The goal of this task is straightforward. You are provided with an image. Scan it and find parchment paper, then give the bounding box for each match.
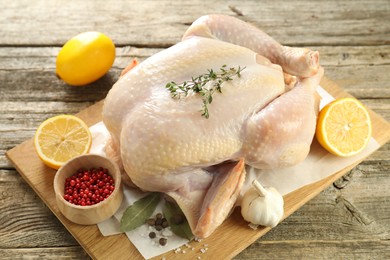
[90,122,190,259]
[91,86,379,259]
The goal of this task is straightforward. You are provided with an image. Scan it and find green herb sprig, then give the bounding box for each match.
[120,193,161,232]
[165,65,245,118]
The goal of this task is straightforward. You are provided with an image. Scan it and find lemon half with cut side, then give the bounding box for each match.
[34,115,92,169]
[316,97,372,157]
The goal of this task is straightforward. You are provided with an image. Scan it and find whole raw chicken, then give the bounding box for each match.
[103,14,323,238]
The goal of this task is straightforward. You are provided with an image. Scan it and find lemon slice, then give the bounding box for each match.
[316,97,372,157]
[34,115,92,169]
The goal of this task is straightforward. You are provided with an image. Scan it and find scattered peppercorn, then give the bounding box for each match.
[159,238,167,246]
[146,218,155,226]
[145,212,172,246]
[155,218,163,226]
[63,167,115,206]
[162,219,169,228]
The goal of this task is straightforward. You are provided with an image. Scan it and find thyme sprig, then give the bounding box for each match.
[165,65,245,118]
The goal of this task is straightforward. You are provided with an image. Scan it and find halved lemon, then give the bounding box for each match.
[34,115,92,169]
[316,97,372,157]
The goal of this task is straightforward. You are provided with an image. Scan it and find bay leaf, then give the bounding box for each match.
[163,199,194,240]
[120,192,161,232]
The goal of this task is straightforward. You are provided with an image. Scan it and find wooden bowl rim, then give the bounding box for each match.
[53,153,122,209]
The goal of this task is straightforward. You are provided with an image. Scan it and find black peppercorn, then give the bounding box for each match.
[159,238,167,246]
[146,218,155,226]
[162,219,169,228]
[155,218,163,226]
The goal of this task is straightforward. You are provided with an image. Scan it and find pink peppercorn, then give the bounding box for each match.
[63,167,115,206]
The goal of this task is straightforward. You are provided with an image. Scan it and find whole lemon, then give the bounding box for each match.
[56,31,115,86]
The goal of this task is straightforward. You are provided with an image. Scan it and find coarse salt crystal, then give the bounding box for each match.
[194,237,203,242]
[200,248,206,253]
[162,229,173,237]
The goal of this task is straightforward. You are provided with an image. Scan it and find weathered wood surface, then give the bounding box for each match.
[1,0,389,47]
[1,0,389,259]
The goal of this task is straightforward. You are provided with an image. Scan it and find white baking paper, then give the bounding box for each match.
[98,186,189,259]
[89,122,190,259]
[90,86,379,259]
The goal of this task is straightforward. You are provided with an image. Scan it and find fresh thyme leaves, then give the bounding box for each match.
[165,65,245,118]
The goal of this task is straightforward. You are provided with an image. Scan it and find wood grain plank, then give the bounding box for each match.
[235,240,390,259]
[0,45,390,102]
[1,45,389,70]
[1,46,389,102]
[2,162,389,259]
[0,247,89,260]
[0,169,80,248]
[1,0,389,46]
[2,240,390,260]
[265,162,390,241]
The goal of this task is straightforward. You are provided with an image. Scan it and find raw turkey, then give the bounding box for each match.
[102,14,323,238]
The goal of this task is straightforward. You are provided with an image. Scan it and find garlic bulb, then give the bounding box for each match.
[240,180,284,228]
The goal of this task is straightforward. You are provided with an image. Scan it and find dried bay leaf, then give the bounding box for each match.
[120,192,161,232]
[163,199,194,240]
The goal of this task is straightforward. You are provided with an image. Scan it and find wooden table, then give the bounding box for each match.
[1,0,389,259]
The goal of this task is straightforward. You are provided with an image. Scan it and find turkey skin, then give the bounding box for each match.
[102,14,323,238]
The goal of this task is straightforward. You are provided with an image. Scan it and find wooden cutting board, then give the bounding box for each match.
[6,77,390,260]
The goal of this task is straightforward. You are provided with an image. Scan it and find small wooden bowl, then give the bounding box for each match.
[54,154,123,225]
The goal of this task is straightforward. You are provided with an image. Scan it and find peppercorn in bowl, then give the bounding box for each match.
[53,154,123,225]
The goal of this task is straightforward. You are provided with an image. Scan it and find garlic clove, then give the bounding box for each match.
[240,180,284,228]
